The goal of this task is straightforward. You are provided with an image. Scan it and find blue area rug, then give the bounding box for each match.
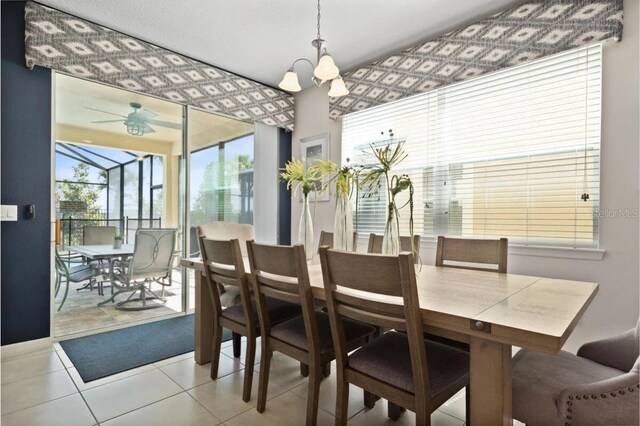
[60,314,232,382]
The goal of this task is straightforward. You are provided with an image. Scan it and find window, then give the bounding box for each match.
[342,44,601,248]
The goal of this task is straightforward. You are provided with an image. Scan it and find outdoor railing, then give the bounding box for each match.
[57,216,162,246]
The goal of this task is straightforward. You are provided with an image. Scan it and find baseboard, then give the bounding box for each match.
[1,337,54,358]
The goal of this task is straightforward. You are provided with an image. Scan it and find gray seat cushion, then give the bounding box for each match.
[221,297,301,327]
[513,349,624,426]
[271,311,375,354]
[348,331,469,398]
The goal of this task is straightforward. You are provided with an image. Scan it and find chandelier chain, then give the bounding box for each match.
[317,0,321,40]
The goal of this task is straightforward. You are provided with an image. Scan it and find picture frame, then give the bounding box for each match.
[299,133,330,202]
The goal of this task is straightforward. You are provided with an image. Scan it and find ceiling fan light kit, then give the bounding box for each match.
[87,101,181,137]
[279,0,348,97]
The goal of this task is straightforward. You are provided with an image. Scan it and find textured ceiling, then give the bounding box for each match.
[38,0,523,89]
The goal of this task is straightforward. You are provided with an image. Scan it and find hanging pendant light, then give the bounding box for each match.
[314,52,339,81]
[279,0,348,97]
[328,75,349,97]
[279,67,302,92]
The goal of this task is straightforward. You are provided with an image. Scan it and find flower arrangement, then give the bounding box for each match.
[358,131,417,257]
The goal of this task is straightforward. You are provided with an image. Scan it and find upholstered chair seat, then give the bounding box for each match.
[270,311,375,354]
[221,297,301,328]
[348,331,469,397]
[513,320,640,426]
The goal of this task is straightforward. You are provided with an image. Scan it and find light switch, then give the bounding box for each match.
[1,205,18,221]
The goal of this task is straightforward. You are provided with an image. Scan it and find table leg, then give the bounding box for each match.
[470,336,512,426]
[194,270,213,365]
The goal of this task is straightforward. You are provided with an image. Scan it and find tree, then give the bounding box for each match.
[57,163,106,215]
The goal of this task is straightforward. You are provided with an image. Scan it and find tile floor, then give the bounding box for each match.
[1,337,527,425]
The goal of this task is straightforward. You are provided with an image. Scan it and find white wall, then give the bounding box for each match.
[290,0,639,353]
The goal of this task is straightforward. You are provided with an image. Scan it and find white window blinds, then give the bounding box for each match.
[342,44,602,248]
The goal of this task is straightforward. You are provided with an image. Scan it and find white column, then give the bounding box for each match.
[253,123,279,244]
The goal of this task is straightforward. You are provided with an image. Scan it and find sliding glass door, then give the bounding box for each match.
[187,107,254,310]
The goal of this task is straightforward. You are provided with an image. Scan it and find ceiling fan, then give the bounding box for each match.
[86,102,182,136]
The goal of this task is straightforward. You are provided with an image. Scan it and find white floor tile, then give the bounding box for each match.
[438,388,466,421]
[225,391,335,426]
[102,392,221,426]
[67,363,157,392]
[1,351,65,384]
[1,370,77,415]
[160,354,242,391]
[348,399,464,426]
[0,393,95,426]
[153,351,195,368]
[1,346,55,363]
[82,369,182,422]
[56,348,75,368]
[221,338,262,365]
[188,371,258,422]
[291,369,367,419]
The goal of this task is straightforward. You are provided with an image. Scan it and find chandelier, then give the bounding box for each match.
[278,0,349,97]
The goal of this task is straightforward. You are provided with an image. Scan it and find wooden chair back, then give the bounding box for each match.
[198,234,252,328]
[246,241,318,354]
[435,236,508,273]
[319,247,430,407]
[367,233,421,262]
[317,231,358,253]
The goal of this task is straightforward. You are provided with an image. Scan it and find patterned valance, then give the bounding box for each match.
[24,2,295,130]
[329,0,623,119]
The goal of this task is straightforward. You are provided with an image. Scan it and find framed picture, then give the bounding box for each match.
[299,133,330,202]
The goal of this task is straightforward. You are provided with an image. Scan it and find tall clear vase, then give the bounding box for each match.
[298,194,314,262]
[333,193,354,251]
[382,203,400,255]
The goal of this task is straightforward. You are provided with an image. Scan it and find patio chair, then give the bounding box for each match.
[76,225,117,295]
[54,247,102,311]
[105,228,177,310]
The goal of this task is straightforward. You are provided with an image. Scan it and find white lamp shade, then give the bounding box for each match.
[328,76,349,97]
[279,69,301,92]
[314,53,339,81]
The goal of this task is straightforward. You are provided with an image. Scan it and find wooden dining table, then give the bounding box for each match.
[181,255,598,426]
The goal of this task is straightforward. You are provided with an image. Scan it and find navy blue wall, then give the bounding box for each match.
[2,1,52,345]
[278,129,292,245]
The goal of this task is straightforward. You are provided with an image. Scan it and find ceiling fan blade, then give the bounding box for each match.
[91,119,125,123]
[144,124,156,134]
[147,119,183,130]
[139,108,158,118]
[84,107,128,118]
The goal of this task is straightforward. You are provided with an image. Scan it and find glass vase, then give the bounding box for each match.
[298,194,314,262]
[333,193,354,251]
[382,203,400,255]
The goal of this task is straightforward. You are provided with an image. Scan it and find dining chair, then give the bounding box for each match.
[54,247,102,311]
[247,241,377,426]
[435,235,508,272]
[512,319,639,426]
[77,225,117,295]
[367,233,421,260]
[317,230,358,252]
[428,236,509,353]
[106,228,177,310]
[198,236,301,402]
[319,247,470,426]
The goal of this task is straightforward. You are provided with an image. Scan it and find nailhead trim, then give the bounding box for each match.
[563,382,640,426]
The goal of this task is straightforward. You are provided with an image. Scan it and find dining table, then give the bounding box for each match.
[65,244,135,304]
[181,255,598,426]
